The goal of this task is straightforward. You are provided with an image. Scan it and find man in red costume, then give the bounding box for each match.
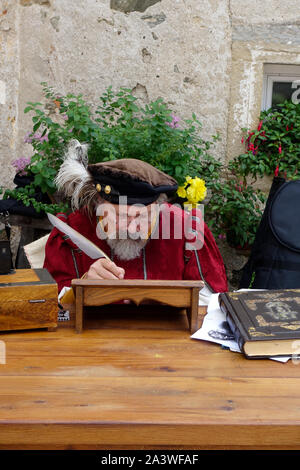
[43,140,228,301]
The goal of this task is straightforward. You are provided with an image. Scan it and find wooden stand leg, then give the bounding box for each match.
[186,307,191,331]
[75,286,83,334]
[189,288,199,334]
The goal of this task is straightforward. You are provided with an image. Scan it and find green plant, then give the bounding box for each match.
[1,83,217,214]
[197,160,266,248]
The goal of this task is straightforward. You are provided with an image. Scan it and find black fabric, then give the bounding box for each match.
[88,168,178,205]
[0,174,51,218]
[238,176,300,289]
[269,180,300,252]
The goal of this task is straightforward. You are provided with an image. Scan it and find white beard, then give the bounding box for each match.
[106,238,146,261]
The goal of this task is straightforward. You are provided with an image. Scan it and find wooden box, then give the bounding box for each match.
[0,269,58,332]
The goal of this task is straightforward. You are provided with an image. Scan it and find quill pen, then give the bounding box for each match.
[47,212,110,260]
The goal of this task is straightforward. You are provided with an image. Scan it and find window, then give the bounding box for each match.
[261,64,300,110]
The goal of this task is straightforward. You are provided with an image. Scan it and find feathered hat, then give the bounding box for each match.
[55,140,178,211]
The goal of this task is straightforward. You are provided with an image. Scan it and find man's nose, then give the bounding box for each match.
[117,215,136,229]
[127,217,140,234]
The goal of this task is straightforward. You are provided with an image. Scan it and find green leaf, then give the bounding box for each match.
[33,121,41,132]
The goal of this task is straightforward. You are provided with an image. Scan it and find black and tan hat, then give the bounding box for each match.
[88,158,178,205]
[55,140,178,210]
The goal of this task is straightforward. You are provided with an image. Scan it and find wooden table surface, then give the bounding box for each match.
[0,304,300,450]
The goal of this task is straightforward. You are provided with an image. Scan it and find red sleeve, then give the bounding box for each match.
[43,225,79,294]
[183,208,228,293]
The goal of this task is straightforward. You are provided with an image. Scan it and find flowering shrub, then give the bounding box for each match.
[235,100,300,180]
[0,83,217,214]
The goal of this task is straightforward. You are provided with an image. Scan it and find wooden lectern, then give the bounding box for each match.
[71,279,204,334]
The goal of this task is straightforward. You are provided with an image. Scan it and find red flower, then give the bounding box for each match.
[278,145,282,154]
[286,125,289,131]
[257,121,263,131]
[274,165,279,177]
[241,137,244,144]
[246,131,254,142]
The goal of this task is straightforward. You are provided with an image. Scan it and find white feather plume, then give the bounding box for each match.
[55,139,97,211]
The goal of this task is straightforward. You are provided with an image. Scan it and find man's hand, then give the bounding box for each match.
[86,258,125,280]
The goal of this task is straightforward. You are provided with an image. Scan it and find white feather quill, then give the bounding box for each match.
[47,212,109,260]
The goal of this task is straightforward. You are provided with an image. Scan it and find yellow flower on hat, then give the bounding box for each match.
[177,175,207,208]
[177,185,187,199]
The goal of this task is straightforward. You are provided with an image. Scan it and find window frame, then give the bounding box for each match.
[262,64,300,110]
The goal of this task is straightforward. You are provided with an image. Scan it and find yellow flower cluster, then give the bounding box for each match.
[177,176,207,207]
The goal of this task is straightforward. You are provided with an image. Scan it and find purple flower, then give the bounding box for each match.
[62,114,68,120]
[40,133,49,143]
[11,157,31,176]
[166,113,180,128]
[24,131,33,144]
[32,131,49,143]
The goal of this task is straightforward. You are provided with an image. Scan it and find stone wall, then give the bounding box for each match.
[0,0,232,192]
[2,1,300,187]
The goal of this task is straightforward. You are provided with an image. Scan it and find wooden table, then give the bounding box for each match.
[0,305,300,450]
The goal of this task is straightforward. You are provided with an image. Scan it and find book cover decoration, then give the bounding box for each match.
[219,290,300,358]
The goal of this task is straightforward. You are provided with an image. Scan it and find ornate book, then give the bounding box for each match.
[219,290,300,358]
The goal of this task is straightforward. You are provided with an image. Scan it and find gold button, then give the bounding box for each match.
[96,183,102,192]
[104,185,111,194]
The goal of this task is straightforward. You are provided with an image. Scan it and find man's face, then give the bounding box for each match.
[96,201,156,240]
[96,200,158,260]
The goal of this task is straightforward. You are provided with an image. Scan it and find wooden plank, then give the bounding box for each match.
[75,287,83,334]
[0,423,299,449]
[72,279,204,288]
[189,287,199,333]
[0,269,40,284]
[1,329,299,378]
[0,285,57,301]
[0,375,300,423]
[83,286,192,307]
